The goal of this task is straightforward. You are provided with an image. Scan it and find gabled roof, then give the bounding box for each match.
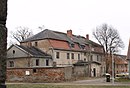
[21,29,102,47]
[9,44,51,58]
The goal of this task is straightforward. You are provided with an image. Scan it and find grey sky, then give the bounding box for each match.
[7,0,130,55]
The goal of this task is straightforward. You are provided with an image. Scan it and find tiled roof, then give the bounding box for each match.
[16,44,51,58]
[22,29,102,47]
[114,55,127,65]
[108,54,127,65]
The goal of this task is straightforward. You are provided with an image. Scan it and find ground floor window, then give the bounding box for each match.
[36,59,39,66]
[46,59,49,66]
[9,61,14,67]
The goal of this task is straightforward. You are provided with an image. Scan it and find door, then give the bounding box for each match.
[93,68,96,77]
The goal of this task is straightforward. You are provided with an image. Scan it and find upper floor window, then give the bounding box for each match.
[97,55,99,61]
[90,55,93,61]
[36,59,39,66]
[67,53,70,59]
[35,42,38,47]
[71,53,74,59]
[56,52,60,59]
[84,58,86,61]
[13,50,15,54]
[78,54,80,60]
[9,61,14,67]
[84,52,86,56]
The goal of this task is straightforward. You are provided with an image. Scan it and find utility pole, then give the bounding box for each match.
[110,46,115,84]
[0,0,8,88]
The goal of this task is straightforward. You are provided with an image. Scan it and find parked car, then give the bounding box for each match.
[116,72,129,77]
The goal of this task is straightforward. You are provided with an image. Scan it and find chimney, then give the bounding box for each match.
[67,29,73,37]
[86,34,89,40]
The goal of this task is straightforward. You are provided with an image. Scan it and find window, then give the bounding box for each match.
[97,55,99,61]
[46,59,49,66]
[36,59,39,66]
[56,52,60,59]
[70,43,75,48]
[9,61,14,67]
[80,45,85,49]
[90,55,93,61]
[84,52,86,56]
[84,58,86,61]
[13,50,15,54]
[33,68,37,73]
[67,53,70,59]
[71,53,74,59]
[78,54,80,60]
[35,42,38,47]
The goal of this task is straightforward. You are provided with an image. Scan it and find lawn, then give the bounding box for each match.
[7,84,130,88]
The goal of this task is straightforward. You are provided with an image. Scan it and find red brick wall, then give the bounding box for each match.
[7,67,68,83]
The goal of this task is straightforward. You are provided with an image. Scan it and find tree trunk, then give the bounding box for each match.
[0,0,8,87]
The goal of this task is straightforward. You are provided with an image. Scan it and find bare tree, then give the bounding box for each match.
[38,25,45,31]
[0,0,8,87]
[11,26,33,43]
[93,23,124,73]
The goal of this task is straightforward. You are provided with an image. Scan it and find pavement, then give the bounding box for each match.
[6,77,130,86]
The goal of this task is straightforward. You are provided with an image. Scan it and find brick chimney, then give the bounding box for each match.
[67,30,73,37]
[86,34,89,40]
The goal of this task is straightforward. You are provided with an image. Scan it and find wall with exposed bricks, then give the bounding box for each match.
[7,67,72,83]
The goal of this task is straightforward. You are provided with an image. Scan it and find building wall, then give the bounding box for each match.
[53,50,87,66]
[6,66,92,82]
[7,57,53,68]
[7,46,30,58]
[91,63,101,77]
[115,64,128,74]
[7,58,30,68]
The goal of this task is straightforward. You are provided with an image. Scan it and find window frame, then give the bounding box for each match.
[78,54,80,60]
[36,59,39,66]
[71,53,74,59]
[56,52,60,59]
[67,53,70,59]
[9,61,14,67]
[46,59,49,66]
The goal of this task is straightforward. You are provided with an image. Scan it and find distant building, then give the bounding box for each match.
[7,29,105,77]
[127,39,130,78]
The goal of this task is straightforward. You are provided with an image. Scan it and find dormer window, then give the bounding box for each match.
[80,45,85,49]
[70,43,75,48]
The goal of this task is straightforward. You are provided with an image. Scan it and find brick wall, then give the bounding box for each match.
[6,66,90,83]
[7,67,72,83]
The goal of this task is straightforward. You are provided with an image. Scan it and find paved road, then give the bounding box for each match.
[6,78,130,86]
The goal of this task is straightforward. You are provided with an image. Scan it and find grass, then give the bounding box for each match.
[7,84,130,88]
[115,78,130,82]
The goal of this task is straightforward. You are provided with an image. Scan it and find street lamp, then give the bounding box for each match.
[110,46,115,84]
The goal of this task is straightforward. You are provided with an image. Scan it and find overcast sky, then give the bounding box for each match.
[7,0,130,55]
